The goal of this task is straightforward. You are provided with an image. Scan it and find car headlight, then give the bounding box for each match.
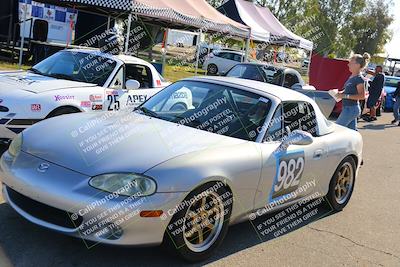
[8,133,23,157]
[89,173,157,197]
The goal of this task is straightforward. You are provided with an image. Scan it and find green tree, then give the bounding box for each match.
[207,0,226,8]
[351,0,393,55]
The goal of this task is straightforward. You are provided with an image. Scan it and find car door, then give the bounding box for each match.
[105,64,160,111]
[219,53,240,74]
[254,101,328,210]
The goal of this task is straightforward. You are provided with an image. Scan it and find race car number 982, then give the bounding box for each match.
[272,151,305,200]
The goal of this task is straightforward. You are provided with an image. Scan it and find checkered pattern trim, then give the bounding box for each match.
[62,0,133,11]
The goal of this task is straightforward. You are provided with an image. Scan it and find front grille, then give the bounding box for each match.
[0,106,9,112]
[6,187,83,229]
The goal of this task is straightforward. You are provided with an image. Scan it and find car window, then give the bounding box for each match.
[282,101,318,137]
[233,54,243,62]
[226,65,265,82]
[385,77,400,87]
[110,66,124,89]
[260,66,284,86]
[265,104,284,142]
[31,51,117,86]
[141,81,272,142]
[226,65,246,78]
[125,64,153,89]
[283,73,300,88]
[216,52,227,59]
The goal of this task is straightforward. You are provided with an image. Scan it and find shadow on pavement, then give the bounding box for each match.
[0,197,335,267]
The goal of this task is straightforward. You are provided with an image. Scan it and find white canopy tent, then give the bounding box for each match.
[219,0,313,51]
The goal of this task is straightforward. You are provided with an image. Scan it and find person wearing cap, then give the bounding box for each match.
[364,65,385,121]
[391,81,400,126]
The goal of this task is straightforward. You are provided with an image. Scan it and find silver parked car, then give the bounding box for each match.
[0,77,362,261]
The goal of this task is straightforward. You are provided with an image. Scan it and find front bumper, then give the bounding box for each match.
[0,151,185,246]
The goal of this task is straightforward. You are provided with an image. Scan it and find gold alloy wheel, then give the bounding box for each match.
[334,162,354,205]
[183,192,225,252]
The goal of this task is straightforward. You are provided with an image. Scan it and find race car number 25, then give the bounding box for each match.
[272,151,305,199]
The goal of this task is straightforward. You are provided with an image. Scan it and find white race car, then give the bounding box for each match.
[0,49,178,143]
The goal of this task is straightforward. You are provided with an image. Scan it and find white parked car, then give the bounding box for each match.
[202,50,247,75]
[0,49,173,143]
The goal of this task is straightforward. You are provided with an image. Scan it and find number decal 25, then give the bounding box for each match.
[272,151,305,199]
[107,95,120,111]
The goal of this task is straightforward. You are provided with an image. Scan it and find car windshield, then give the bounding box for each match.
[139,81,271,142]
[30,51,117,86]
[385,77,400,87]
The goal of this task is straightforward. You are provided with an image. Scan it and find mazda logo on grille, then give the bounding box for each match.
[37,163,50,173]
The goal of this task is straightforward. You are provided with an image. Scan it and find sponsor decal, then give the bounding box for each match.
[89,94,103,102]
[31,104,41,112]
[156,80,161,86]
[126,95,148,106]
[92,104,103,111]
[106,90,119,96]
[80,101,91,108]
[54,95,75,101]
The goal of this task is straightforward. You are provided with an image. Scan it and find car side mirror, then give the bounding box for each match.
[278,130,313,151]
[126,79,140,90]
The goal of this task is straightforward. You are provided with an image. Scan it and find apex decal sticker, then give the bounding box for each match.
[126,95,148,106]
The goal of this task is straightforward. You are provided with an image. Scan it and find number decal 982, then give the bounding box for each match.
[272,151,305,199]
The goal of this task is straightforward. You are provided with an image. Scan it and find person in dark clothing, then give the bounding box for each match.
[391,81,400,126]
[365,65,385,121]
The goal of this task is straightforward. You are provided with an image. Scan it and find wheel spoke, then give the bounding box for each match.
[201,197,207,211]
[197,228,204,244]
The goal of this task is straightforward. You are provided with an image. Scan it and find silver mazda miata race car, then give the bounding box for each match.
[0,77,362,261]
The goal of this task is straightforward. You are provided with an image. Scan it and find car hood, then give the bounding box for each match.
[21,112,246,176]
[0,70,97,94]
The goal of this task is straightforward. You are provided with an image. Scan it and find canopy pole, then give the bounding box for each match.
[18,4,27,67]
[307,49,312,80]
[195,29,202,75]
[282,43,287,68]
[244,30,251,63]
[162,28,169,76]
[124,13,132,54]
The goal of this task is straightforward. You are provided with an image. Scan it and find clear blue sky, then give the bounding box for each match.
[385,0,400,58]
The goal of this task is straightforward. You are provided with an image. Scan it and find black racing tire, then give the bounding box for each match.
[46,107,81,118]
[326,156,356,211]
[164,182,233,262]
[207,64,218,75]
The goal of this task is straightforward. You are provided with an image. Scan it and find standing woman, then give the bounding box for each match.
[336,53,370,130]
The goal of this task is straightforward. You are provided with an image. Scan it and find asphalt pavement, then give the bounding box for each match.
[0,113,399,267]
